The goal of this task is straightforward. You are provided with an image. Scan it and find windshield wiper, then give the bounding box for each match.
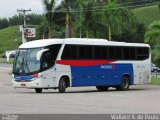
[18,57,25,73]
[24,56,30,73]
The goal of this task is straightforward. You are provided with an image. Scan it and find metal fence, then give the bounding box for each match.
[151,72,160,78]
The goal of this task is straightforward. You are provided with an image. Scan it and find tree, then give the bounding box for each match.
[0,18,9,29]
[9,14,44,26]
[145,21,160,47]
[75,0,103,38]
[96,0,107,5]
[37,21,48,39]
[103,0,134,41]
[27,14,44,25]
[42,0,55,38]
[152,44,160,67]
[112,23,146,43]
[61,0,75,38]
[9,15,22,26]
[82,0,98,38]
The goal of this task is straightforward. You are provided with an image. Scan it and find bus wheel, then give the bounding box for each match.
[59,78,67,93]
[35,88,43,93]
[96,86,109,91]
[116,77,129,91]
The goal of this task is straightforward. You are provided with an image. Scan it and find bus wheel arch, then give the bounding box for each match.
[96,86,109,91]
[58,75,70,93]
[35,88,43,93]
[116,74,130,91]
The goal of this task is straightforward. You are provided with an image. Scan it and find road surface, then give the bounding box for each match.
[0,64,160,114]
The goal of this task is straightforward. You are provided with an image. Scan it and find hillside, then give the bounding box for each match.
[133,5,160,25]
[0,26,21,54]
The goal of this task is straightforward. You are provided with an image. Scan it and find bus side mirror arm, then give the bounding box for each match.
[37,49,49,60]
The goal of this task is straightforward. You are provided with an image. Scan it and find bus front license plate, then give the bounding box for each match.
[21,83,26,87]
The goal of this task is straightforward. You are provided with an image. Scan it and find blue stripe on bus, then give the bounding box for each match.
[14,75,37,81]
[71,63,133,87]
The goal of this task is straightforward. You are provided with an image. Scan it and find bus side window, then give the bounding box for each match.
[41,53,52,70]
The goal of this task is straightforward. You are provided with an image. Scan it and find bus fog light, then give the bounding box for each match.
[38,73,42,78]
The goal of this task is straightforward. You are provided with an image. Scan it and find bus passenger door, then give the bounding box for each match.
[41,53,55,87]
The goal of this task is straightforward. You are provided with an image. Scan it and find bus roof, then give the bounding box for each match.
[19,38,150,48]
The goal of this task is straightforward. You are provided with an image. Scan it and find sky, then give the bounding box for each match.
[0,0,61,18]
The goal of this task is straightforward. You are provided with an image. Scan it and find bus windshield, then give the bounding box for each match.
[13,44,62,75]
[13,48,42,75]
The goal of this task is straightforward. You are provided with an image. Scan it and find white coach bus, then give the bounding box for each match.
[12,38,151,93]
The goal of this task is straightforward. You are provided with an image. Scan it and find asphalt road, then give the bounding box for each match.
[0,63,12,69]
[0,64,160,114]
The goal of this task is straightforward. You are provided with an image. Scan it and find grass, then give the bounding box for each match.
[0,58,14,64]
[133,5,160,25]
[0,61,13,64]
[0,26,21,54]
[0,25,39,54]
[150,77,160,85]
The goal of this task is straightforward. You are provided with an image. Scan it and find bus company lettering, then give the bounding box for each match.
[137,65,145,69]
[101,65,115,70]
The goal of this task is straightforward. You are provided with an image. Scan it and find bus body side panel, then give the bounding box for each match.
[55,64,72,87]
[133,61,151,84]
[56,60,134,87]
[71,63,133,87]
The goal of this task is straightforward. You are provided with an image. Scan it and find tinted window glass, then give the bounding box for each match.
[41,44,61,70]
[78,46,86,59]
[123,47,130,60]
[94,46,101,59]
[62,45,149,61]
[109,47,116,59]
[116,47,122,59]
[62,45,93,60]
[61,45,71,59]
[123,47,136,60]
[130,48,136,60]
[137,47,149,60]
[101,46,108,59]
[86,46,93,59]
[71,45,78,59]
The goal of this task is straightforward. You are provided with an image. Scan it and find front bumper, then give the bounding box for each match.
[12,79,42,88]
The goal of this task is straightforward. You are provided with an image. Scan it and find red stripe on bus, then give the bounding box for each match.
[56,60,116,66]
[30,74,38,77]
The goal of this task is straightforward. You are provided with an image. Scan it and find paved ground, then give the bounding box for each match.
[0,64,160,114]
[0,63,12,69]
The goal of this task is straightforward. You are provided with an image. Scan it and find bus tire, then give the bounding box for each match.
[59,77,67,93]
[96,86,109,91]
[116,77,129,91]
[35,88,43,93]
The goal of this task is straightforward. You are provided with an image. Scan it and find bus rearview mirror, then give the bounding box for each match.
[36,49,49,60]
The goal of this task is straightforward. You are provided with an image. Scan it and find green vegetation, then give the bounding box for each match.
[0,1,160,56]
[0,58,14,64]
[61,0,75,38]
[0,26,21,54]
[133,5,160,25]
[42,0,56,38]
[152,44,160,67]
[0,18,9,29]
[145,20,160,47]
[150,77,160,85]
[133,5,160,67]
[0,14,44,29]
[103,0,134,41]
[0,0,159,67]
